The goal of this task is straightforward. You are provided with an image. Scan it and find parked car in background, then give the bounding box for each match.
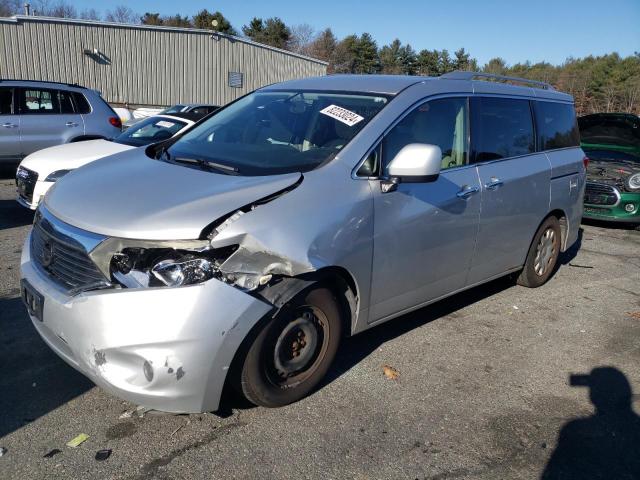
[579,113,640,225]
[20,72,584,413]
[0,79,122,163]
[15,112,199,209]
[123,103,219,129]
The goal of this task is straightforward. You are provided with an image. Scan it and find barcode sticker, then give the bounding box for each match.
[320,105,364,127]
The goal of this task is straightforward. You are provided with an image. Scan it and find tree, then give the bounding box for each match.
[242,17,291,49]
[140,12,163,26]
[289,23,315,55]
[307,28,337,65]
[0,0,21,16]
[416,49,440,76]
[193,9,236,35]
[105,6,138,24]
[353,33,380,74]
[454,48,472,71]
[332,35,359,73]
[483,57,507,75]
[79,8,100,20]
[32,0,76,17]
[162,14,192,28]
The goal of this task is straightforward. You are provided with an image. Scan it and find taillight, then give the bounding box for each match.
[109,116,122,129]
[583,156,589,169]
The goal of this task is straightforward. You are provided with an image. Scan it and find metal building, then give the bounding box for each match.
[0,15,328,107]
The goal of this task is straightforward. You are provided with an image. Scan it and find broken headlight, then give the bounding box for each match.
[626,173,640,191]
[108,246,235,289]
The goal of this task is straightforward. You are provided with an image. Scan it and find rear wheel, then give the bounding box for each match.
[517,216,561,288]
[239,285,342,407]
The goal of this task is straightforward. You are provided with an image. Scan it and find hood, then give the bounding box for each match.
[44,148,302,240]
[20,140,135,178]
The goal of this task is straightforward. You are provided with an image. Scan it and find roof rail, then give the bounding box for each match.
[439,71,554,91]
[0,78,85,89]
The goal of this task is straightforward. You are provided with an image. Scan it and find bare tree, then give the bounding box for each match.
[288,23,315,55]
[32,0,77,17]
[79,8,101,20]
[105,5,138,24]
[0,0,22,16]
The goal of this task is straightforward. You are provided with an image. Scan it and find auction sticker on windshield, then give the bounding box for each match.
[156,121,176,128]
[320,105,364,127]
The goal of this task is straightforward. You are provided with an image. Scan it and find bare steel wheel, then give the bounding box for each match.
[239,285,342,407]
[517,216,561,288]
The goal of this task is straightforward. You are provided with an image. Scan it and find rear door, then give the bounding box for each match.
[0,86,21,161]
[467,96,551,285]
[18,87,84,155]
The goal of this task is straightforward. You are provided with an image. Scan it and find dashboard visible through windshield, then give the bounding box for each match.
[162,91,389,176]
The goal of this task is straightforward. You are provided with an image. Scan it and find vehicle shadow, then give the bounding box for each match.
[558,227,583,266]
[540,367,640,479]
[582,218,639,231]
[0,163,17,180]
[0,200,34,229]
[0,296,93,438]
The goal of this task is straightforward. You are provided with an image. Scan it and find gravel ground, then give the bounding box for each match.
[0,170,638,480]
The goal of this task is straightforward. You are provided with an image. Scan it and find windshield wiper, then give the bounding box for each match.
[174,156,239,175]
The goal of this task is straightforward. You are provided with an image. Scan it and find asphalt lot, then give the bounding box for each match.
[0,167,639,480]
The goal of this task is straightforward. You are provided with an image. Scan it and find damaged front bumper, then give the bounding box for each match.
[20,233,272,413]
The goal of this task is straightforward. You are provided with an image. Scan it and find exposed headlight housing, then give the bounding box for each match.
[626,173,640,191]
[44,169,71,182]
[151,257,214,287]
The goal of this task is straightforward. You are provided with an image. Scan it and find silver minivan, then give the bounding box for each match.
[0,79,122,163]
[20,72,585,412]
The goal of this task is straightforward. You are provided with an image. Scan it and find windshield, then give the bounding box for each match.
[578,115,640,147]
[163,90,389,175]
[114,116,187,147]
[161,104,186,114]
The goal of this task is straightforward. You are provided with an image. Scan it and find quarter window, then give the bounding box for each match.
[383,97,468,172]
[534,101,579,150]
[471,97,535,162]
[59,90,75,114]
[72,92,91,114]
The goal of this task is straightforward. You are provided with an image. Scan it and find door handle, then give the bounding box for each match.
[484,177,503,190]
[456,185,480,198]
[2,123,16,128]
[65,121,78,127]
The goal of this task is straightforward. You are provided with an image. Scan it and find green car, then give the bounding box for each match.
[579,113,640,225]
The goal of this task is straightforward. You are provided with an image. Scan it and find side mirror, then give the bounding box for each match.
[387,143,442,183]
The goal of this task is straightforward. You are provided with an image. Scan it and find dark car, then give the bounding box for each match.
[579,113,640,225]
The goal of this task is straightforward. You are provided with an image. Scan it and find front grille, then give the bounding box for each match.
[16,166,38,202]
[31,212,108,292]
[584,206,611,215]
[584,182,619,206]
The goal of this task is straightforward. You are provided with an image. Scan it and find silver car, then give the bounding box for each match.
[0,79,122,163]
[20,72,585,412]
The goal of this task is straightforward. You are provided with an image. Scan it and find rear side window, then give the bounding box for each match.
[471,97,535,162]
[0,87,13,114]
[20,88,57,113]
[534,101,579,150]
[72,92,91,114]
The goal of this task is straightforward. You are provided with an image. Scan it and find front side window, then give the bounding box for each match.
[59,90,75,114]
[471,97,535,162]
[382,97,468,172]
[161,104,186,114]
[164,91,389,176]
[114,117,187,146]
[0,87,13,115]
[534,101,580,150]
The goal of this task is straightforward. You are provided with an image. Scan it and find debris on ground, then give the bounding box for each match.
[43,449,62,458]
[382,365,400,380]
[66,433,89,448]
[627,311,640,320]
[95,449,112,461]
[513,305,519,310]
[170,420,190,437]
[569,263,594,269]
[0,447,7,457]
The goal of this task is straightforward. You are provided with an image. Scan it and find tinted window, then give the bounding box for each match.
[59,90,75,114]
[0,87,13,115]
[114,116,187,147]
[383,97,468,171]
[534,101,579,150]
[21,88,57,113]
[72,92,91,114]
[471,97,535,162]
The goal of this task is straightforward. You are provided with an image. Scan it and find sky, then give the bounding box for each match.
[62,0,640,66]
